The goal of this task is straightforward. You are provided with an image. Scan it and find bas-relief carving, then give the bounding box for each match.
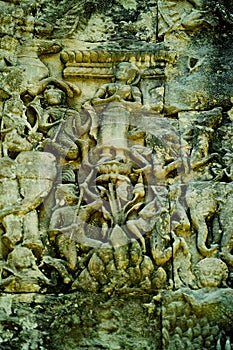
[0,53,232,297]
[0,1,232,349]
[157,0,218,39]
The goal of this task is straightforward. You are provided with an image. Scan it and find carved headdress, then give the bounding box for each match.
[114,62,141,85]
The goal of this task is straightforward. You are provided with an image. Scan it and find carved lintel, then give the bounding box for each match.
[63,67,113,79]
[61,49,177,79]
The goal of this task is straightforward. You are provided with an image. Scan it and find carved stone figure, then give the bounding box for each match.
[0,246,52,293]
[49,184,102,271]
[1,94,33,157]
[26,78,89,161]
[186,182,219,257]
[182,107,222,180]
[0,157,22,252]
[126,185,165,253]
[0,152,57,260]
[28,78,79,131]
[88,61,142,163]
[158,0,214,38]
[194,258,229,288]
[0,0,232,347]
[169,184,190,236]
[0,35,18,79]
[150,203,194,289]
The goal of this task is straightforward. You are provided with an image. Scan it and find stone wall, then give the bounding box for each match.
[0,0,233,349]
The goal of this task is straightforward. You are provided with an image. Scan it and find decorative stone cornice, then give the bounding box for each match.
[61,48,177,79]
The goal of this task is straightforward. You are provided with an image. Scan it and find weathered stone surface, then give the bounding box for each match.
[0,0,233,348]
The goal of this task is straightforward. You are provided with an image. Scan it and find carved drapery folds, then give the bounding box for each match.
[0,46,231,298]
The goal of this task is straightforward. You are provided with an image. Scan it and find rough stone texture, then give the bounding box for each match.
[0,0,233,349]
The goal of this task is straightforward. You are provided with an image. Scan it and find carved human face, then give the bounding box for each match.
[115,63,135,83]
[9,247,34,269]
[194,258,228,288]
[45,88,64,106]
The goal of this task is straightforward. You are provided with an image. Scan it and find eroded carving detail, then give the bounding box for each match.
[0,54,230,297]
[0,2,232,345]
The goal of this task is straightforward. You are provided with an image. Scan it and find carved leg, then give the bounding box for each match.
[76,139,92,166]
[22,210,44,258]
[2,142,8,158]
